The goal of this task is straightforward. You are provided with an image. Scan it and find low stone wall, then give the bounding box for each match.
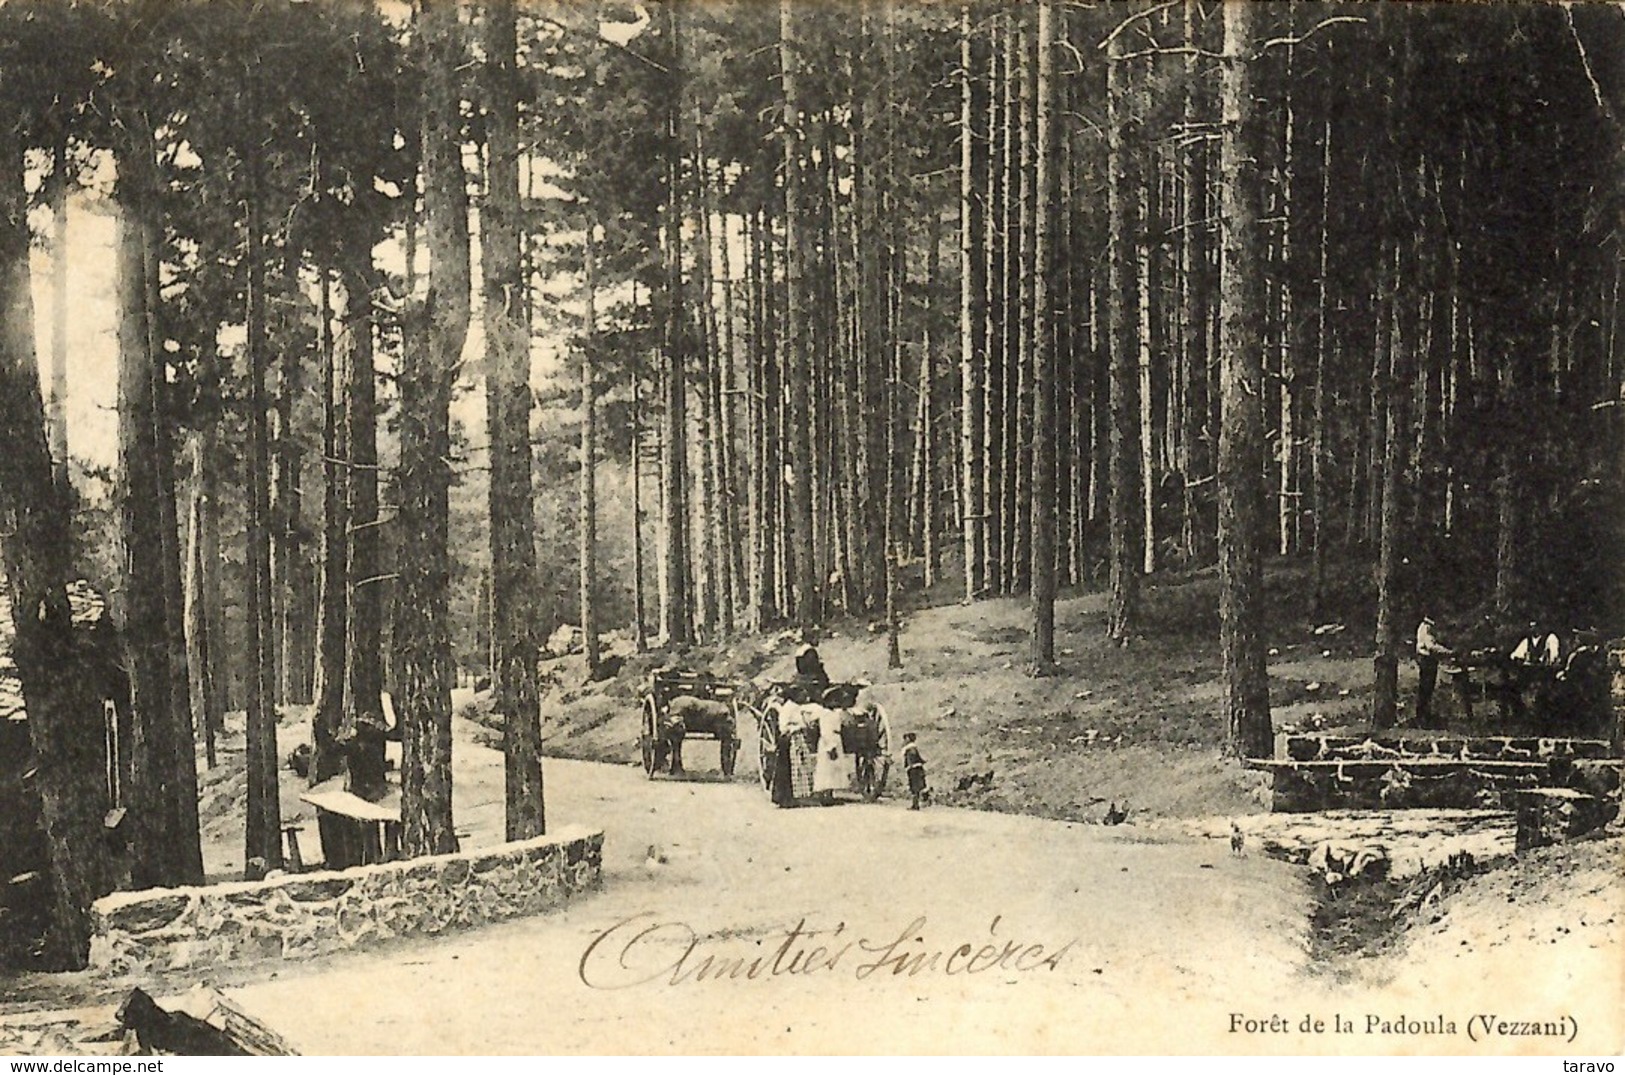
[1514,788,1619,852]
[1256,759,1547,812]
[1280,733,1614,763]
[89,826,603,974]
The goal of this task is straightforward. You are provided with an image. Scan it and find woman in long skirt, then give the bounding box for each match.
[812,704,846,800]
[776,702,817,805]
[772,723,795,808]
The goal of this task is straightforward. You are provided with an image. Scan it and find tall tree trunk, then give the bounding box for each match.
[850,61,880,614]
[1372,275,1405,730]
[580,223,601,672]
[1106,31,1141,641]
[1494,324,1530,618]
[184,438,217,771]
[398,2,469,857]
[272,247,306,707]
[753,208,782,630]
[920,207,941,589]
[1010,7,1034,596]
[995,16,1017,596]
[959,3,984,603]
[1277,40,1298,559]
[631,369,648,652]
[117,125,203,888]
[1310,118,1332,611]
[1218,1,1272,759]
[199,419,226,733]
[1030,0,1057,671]
[311,271,348,786]
[1136,172,1156,577]
[241,81,282,877]
[981,13,1005,595]
[691,126,721,638]
[0,119,116,968]
[781,0,817,627]
[713,187,745,623]
[831,129,866,616]
[695,153,736,635]
[661,0,692,644]
[341,257,385,800]
[1178,0,1208,567]
[486,0,544,838]
[47,134,69,486]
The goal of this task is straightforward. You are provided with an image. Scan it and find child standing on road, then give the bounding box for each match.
[902,732,929,810]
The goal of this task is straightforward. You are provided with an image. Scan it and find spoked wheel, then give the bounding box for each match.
[641,697,660,778]
[756,708,779,795]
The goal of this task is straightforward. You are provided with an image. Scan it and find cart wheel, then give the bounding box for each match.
[641,697,660,778]
[757,708,779,794]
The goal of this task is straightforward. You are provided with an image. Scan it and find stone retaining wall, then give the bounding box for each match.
[1256,759,1548,812]
[1280,733,1614,763]
[89,827,603,973]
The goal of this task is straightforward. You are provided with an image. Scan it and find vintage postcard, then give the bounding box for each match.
[0,0,1620,1058]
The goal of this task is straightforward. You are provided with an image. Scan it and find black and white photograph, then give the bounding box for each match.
[0,0,1622,1057]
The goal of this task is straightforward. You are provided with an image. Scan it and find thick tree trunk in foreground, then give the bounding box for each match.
[312,272,348,785]
[48,134,69,486]
[116,128,203,888]
[242,94,282,876]
[398,3,468,857]
[1218,2,1272,759]
[341,258,385,799]
[0,123,116,968]
[486,0,544,840]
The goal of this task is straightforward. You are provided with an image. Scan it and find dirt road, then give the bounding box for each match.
[213,725,1621,1055]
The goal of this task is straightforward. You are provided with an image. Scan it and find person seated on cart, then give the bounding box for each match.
[795,639,830,692]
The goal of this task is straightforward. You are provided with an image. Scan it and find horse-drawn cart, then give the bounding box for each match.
[640,669,743,778]
[754,681,892,803]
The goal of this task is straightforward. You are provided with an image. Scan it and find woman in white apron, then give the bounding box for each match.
[812,704,846,800]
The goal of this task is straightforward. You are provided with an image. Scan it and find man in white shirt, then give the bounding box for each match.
[1510,623,1562,668]
[1414,615,1461,726]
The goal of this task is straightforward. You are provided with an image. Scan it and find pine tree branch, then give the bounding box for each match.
[1562,4,1618,130]
[1251,17,1368,59]
[1097,1,1181,52]
[1112,45,1223,62]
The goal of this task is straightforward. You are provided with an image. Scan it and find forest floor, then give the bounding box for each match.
[1,562,1620,1054]
[498,561,1391,826]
